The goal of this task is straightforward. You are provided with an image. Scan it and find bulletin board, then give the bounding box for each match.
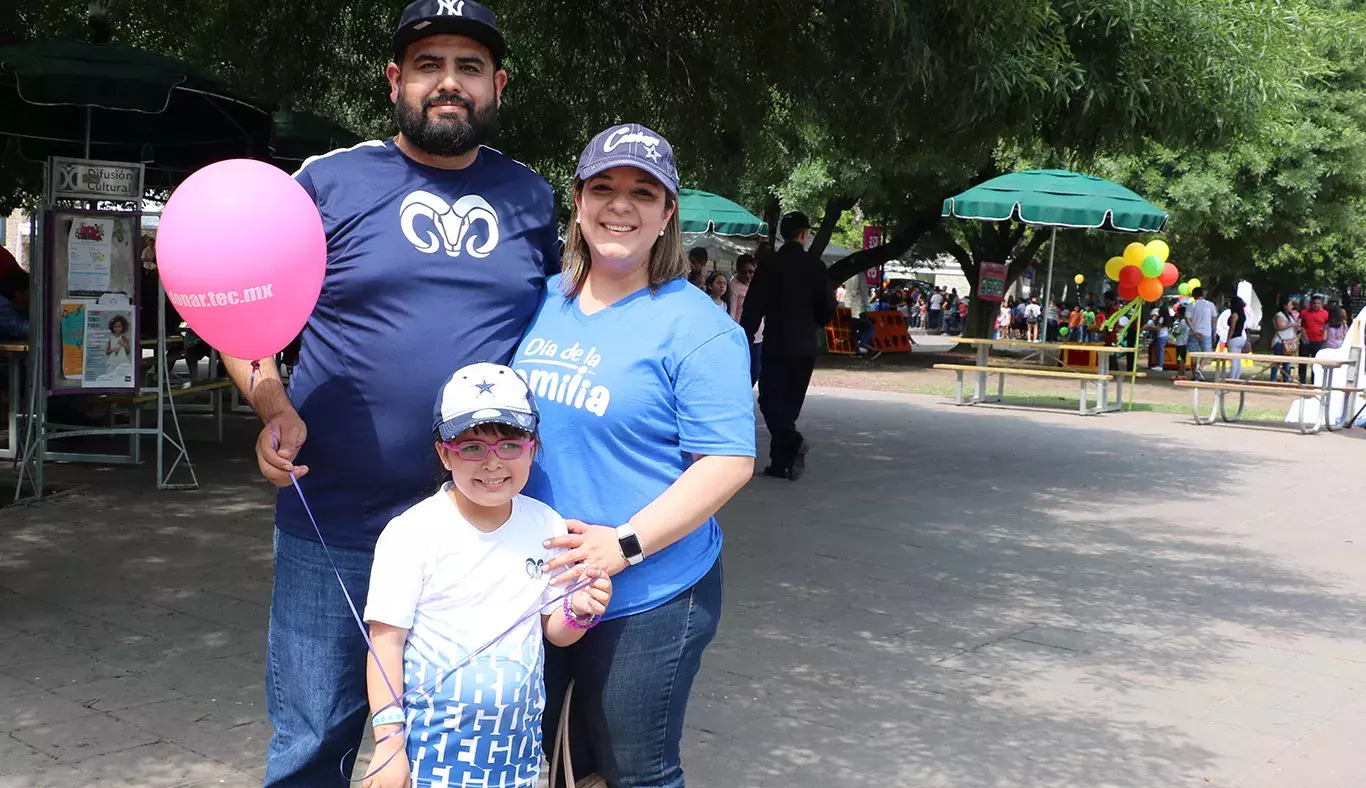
[44,209,142,394]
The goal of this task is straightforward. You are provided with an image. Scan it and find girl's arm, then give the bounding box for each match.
[546,454,753,577]
[366,623,410,772]
[542,572,612,646]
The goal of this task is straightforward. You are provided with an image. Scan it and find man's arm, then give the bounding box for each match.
[739,261,770,340]
[224,354,309,484]
[812,257,835,326]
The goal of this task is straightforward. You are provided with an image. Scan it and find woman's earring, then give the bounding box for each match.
[659,229,665,236]
[576,216,581,225]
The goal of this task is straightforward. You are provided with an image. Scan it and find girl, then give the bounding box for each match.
[997,301,1012,340]
[513,124,755,787]
[1325,307,1349,349]
[1169,305,1190,381]
[106,315,131,364]
[1226,296,1249,379]
[362,363,612,788]
[706,271,730,310]
[1271,298,1300,382]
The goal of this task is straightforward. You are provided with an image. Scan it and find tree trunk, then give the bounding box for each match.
[825,207,941,285]
[763,196,780,249]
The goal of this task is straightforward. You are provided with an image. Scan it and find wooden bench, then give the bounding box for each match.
[107,378,236,407]
[933,363,1116,415]
[1173,379,1363,434]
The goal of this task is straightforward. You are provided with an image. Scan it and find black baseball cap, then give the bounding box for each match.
[392,0,507,66]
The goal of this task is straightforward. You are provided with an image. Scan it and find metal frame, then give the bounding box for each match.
[11,162,203,503]
[1184,350,1361,435]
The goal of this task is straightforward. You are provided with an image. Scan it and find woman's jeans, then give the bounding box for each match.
[1271,340,1292,381]
[543,558,723,788]
[1228,336,1248,378]
[264,529,373,787]
[1152,336,1167,368]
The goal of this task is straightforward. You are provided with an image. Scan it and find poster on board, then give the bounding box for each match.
[59,300,92,380]
[978,262,1008,302]
[81,305,136,388]
[67,218,114,293]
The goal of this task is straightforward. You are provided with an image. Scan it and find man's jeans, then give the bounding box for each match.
[264,529,373,787]
[543,558,723,788]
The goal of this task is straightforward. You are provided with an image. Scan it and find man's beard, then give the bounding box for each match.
[394,89,498,157]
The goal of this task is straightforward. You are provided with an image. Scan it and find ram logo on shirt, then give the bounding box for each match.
[399,190,501,259]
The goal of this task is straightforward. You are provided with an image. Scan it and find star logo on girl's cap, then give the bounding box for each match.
[474,380,496,396]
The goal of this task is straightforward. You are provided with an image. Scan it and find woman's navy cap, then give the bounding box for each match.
[393,0,507,65]
[575,124,679,195]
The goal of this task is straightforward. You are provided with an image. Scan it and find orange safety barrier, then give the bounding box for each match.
[824,309,910,355]
[825,307,857,354]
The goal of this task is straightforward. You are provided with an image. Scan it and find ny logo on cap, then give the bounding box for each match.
[437,0,465,15]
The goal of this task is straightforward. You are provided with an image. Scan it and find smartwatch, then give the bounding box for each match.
[616,524,645,566]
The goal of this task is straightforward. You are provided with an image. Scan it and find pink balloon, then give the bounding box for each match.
[157,159,325,360]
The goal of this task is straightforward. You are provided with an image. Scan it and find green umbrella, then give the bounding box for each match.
[941,169,1168,232]
[942,169,1169,410]
[0,39,273,175]
[270,110,361,168]
[678,189,767,235]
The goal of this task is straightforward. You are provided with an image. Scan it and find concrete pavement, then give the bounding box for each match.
[2,388,1365,787]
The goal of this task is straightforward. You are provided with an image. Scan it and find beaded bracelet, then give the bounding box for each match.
[372,707,405,729]
[563,594,600,630]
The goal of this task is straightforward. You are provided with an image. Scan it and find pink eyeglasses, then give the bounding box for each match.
[442,438,536,462]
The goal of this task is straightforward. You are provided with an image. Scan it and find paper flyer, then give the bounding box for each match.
[59,300,92,380]
[67,218,113,294]
[81,305,136,388]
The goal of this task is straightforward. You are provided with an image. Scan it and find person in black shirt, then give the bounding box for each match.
[741,212,836,480]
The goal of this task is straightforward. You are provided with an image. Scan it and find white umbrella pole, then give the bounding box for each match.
[1041,227,1056,342]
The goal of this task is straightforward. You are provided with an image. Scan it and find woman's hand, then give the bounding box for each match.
[545,520,630,581]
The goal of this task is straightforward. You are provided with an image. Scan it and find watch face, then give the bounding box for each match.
[619,532,644,558]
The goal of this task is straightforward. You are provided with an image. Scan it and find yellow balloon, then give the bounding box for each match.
[1074,274,1085,285]
[1189,278,1202,289]
[1104,256,1126,281]
[1145,239,1170,262]
[1123,242,1148,267]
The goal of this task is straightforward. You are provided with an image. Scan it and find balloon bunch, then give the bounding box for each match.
[1177,278,1202,297]
[1104,240,1178,303]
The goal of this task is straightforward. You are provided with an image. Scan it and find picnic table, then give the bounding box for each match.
[935,338,1143,415]
[1,342,24,460]
[1177,351,1361,434]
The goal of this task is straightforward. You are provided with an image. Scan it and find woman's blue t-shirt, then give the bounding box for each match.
[513,275,756,620]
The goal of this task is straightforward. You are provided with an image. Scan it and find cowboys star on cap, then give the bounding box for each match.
[643,145,662,162]
[474,380,496,396]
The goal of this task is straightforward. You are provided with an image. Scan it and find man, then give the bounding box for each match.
[221,3,559,784]
[929,287,944,332]
[688,246,710,286]
[1184,287,1218,380]
[0,269,30,339]
[1299,294,1329,384]
[741,212,835,481]
[730,254,762,385]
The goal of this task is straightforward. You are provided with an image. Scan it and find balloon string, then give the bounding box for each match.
[249,359,260,394]
[268,427,593,782]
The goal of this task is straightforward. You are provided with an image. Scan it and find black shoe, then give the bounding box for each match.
[762,465,790,479]
[789,451,806,482]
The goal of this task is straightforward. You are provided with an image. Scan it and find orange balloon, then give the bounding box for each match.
[1138,277,1164,302]
[1158,262,1180,287]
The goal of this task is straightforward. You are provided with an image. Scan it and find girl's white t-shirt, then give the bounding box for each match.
[364,486,568,787]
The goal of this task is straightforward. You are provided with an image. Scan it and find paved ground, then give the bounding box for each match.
[3,388,1366,787]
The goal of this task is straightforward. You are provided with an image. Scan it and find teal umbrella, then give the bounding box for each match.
[270,110,361,168]
[941,169,1168,232]
[678,189,767,235]
[0,39,273,175]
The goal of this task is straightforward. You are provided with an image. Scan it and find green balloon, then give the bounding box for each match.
[1059,326,1070,336]
[1178,283,1190,296]
[1140,254,1164,278]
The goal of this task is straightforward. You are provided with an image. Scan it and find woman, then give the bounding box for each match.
[1226,296,1250,379]
[705,271,730,310]
[1270,298,1300,382]
[1146,308,1169,371]
[1325,307,1349,349]
[513,124,755,787]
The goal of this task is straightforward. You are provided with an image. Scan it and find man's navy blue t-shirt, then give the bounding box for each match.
[279,140,559,551]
